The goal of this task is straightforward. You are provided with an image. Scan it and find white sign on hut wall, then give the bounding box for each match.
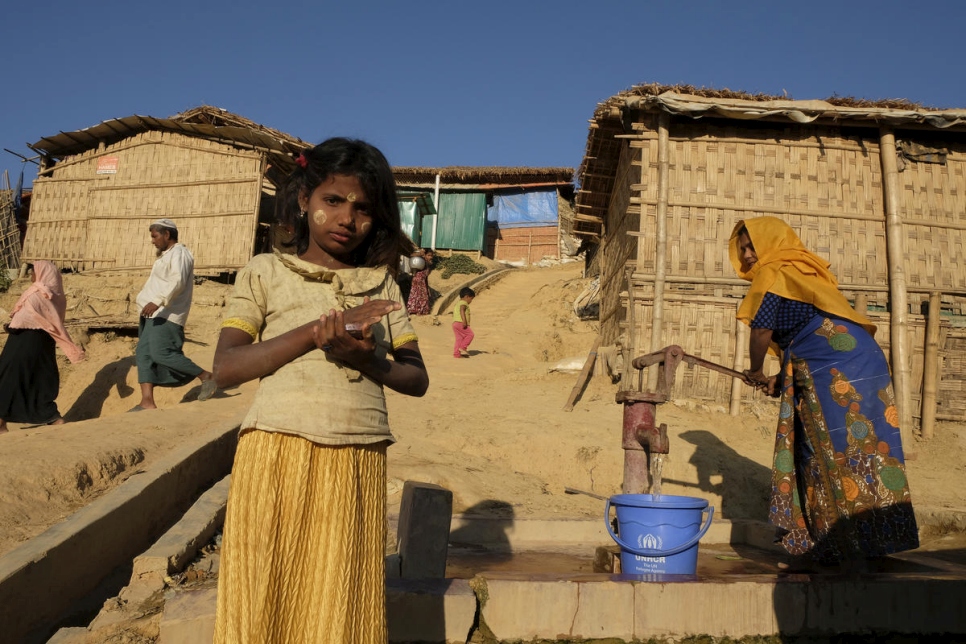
[96,156,119,174]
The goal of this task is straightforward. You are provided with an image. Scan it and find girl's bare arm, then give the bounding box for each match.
[353,342,428,397]
[213,299,401,388]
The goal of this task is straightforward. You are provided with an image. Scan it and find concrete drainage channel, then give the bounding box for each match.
[3,421,965,642]
[0,419,240,643]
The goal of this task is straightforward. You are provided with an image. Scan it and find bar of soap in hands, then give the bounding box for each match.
[344,322,365,339]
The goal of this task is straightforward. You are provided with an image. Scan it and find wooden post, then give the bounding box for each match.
[647,111,671,392]
[854,292,868,317]
[920,292,942,440]
[730,317,747,416]
[879,127,916,454]
[563,337,601,411]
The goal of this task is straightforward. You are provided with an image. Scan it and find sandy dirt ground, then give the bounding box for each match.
[0,260,964,640]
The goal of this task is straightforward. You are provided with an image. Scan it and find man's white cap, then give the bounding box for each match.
[151,218,177,230]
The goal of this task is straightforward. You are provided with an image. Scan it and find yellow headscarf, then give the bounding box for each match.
[729,216,876,337]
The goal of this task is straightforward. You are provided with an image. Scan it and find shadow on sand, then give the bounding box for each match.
[63,356,137,422]
[678,429,771,521]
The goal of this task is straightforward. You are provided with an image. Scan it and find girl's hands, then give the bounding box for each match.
[342,297,400,330]
[313,298,401,364]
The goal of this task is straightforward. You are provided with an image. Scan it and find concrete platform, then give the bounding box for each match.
[148,522,966,643]
[474,560,966,641]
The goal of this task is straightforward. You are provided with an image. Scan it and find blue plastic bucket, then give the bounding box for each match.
[605,494,714,575]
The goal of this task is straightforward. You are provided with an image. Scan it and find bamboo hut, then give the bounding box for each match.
[393,166,576,264]
[576,83,966,440]
[21,106,308,276]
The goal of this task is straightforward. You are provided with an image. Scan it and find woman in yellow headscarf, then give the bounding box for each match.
[730,217,918,570]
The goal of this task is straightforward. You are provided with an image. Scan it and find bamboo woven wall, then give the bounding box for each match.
[598,142,643,347]
[22,131,265,275]
[605,116,966,419]
[485,225,559,264]
[898,141,966,302]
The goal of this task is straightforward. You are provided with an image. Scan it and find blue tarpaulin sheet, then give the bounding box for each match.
[486,189,558,229]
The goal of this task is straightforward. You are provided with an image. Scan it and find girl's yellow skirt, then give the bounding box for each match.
[214,429,387,644]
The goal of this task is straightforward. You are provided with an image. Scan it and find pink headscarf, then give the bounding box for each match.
[9,261,85,363]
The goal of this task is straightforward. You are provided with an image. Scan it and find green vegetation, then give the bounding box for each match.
[437,253,486,279]
[0,268,11,293]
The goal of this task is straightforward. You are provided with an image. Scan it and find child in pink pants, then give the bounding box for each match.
[452,287,475,358]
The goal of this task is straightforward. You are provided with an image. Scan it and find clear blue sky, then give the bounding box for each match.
[2,0,964,189]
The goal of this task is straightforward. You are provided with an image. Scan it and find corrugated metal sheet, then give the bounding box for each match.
[432,192,486,251]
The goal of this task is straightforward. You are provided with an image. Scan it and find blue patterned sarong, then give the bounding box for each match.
[770,315,919,563]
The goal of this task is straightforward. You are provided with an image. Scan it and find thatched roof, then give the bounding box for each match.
[574,83,966,238]
[589,83,966,129]
[393,166,575,191]
[30,105,308,177]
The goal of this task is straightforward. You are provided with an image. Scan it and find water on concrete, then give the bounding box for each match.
[446,538,966,579]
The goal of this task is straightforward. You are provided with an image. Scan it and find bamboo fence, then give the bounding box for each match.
[485,225,560,264]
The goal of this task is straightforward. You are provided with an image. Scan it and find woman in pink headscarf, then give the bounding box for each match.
[0,261,85,433]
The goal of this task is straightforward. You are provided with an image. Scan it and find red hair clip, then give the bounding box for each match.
[295,153,308,168]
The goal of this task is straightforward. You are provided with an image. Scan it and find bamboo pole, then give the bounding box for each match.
[730,317,748,416]
[647,112,671,392]
[625,271,966,297]
[249,154,267,256]
[627,196,966,232]
[27,211,256,224]
[90,177,258,191]
[920,292,942,440]
[623,266,637,393]
[854,292,868,317]
[879,127,916,455]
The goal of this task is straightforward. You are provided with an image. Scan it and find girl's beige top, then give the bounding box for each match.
[221,251,418,446]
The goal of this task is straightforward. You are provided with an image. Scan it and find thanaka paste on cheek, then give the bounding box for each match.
[360,221,371,234]
[313,209,327,225]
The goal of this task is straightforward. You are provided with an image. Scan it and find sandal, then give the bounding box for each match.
[198,379,218,401]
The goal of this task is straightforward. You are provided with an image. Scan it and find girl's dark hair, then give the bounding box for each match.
[459,287,476,298]
[276,137,413,276]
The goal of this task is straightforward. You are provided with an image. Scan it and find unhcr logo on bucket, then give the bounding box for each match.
[634,533,666,563]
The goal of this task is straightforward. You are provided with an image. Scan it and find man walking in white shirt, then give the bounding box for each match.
[131,218,216,411]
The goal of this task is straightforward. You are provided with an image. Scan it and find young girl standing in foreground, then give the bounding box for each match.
[211,138,428,643]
